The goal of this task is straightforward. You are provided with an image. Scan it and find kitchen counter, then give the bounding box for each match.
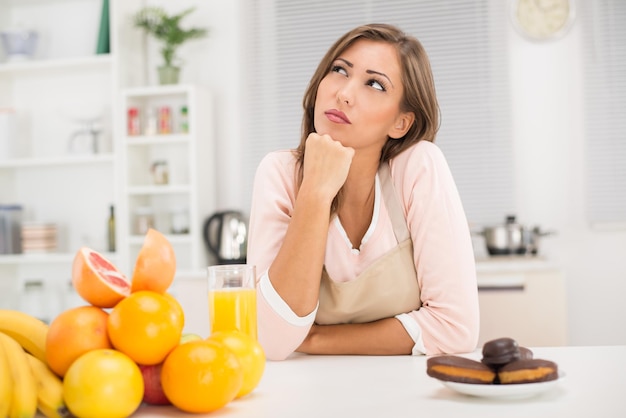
[475,255,558,274]
[136,345,625,417]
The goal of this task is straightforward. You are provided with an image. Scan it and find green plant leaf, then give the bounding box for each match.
[133,6,208,67]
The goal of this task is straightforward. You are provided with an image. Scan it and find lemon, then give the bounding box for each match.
[63,349,144,418]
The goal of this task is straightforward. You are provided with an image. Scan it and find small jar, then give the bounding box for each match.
[170,207,189,234]
[144,107,158,136]
[134,207,155,235]
[127,107,140,136]
[150,160,169,185]
[158,106,171,134]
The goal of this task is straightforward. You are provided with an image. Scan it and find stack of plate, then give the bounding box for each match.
[21,223,58,253]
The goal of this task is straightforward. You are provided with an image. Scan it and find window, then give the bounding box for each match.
[241,0,513,226]
[581,0,626,225]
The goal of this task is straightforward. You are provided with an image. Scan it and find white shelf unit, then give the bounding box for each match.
[0,0,146,320]
[117,84,216,278]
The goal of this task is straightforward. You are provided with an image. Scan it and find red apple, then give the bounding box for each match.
[139,363,171,405]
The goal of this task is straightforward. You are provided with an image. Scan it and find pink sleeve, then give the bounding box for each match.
[392,142,479,354]
[246,151,314,360]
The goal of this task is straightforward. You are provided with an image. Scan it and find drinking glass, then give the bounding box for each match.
[207,264,257,340]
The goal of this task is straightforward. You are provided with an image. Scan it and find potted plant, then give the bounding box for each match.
[133,7,208,85]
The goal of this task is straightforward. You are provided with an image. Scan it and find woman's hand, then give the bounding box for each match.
[301,133,355,201]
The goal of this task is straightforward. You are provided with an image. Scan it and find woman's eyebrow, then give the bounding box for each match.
[366,69,393,87]
[336,58,394,88]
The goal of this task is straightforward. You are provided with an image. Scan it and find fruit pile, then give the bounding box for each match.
[0,228,265,418]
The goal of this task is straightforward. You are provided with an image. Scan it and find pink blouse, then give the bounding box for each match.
[247,140,479,360]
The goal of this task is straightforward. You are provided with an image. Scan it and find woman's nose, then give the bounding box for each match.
[336,83,354,106]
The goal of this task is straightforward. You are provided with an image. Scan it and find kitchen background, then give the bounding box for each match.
[0,0,624,347]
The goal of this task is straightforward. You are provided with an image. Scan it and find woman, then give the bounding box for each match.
[247,23,479,360]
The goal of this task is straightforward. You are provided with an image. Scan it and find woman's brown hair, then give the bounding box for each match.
[294,23,440,214]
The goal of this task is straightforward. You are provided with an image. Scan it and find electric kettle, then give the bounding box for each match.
[203,210,248,264]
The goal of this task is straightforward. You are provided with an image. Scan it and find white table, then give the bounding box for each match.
[137,345,625,417]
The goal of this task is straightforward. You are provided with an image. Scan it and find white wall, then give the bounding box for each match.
[142,0,246,211]
[508,18,626,345]
[144,1,626,346]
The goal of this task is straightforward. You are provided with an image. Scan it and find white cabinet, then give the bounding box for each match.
[476,259,568,347]
[0,0,217,321]
[117,84,216,276]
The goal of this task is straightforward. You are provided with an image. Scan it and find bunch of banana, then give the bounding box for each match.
[0,309,49,363]
[0,309,69,418]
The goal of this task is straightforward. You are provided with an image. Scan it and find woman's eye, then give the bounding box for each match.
[368,79,386,92]
[331,65,348,76]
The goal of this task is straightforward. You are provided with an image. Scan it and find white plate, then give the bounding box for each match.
[439,373,565,400]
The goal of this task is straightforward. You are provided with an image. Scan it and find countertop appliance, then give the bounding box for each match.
[203,210,248,265]
[473,215,555,256]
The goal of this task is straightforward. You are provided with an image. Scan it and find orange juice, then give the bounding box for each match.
[208,288,257,340]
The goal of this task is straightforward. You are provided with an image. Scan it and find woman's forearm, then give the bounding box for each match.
[296,318,415,355]
[268,186,333,316]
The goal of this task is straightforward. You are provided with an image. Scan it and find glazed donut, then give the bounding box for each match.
[481,337,521,369]
[498,359,559,384]
[427,355,496,384]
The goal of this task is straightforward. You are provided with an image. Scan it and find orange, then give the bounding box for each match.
[45,305,112,377]
[209,330,266,398]
[163,292,185,328]
[63,349,143,418]
[161,340,243,413]
[72,247,130,308]
[107,291,183,365]
[130,228,176,294]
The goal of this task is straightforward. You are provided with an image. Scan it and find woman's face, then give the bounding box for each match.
[314,39,412,154]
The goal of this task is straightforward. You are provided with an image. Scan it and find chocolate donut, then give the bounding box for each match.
[497,359,559,384]
[481,337,521,369]
[427,355,496,384]
[519,346,534,360]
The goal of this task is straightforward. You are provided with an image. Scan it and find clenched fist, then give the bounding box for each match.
[301,133,355,202]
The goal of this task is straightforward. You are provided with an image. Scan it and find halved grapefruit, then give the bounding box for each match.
[131,228,176,294]
[72,247,131,308]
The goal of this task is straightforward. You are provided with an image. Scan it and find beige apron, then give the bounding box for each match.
[315,162,422,325]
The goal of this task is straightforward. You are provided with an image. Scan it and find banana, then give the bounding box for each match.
[25,353,69,418]
[0,333,13,418]
[0,331,38,418]
[0,309,49,363]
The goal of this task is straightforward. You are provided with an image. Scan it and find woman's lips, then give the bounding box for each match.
[324,109,351,124]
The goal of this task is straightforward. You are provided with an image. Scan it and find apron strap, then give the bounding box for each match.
[378,161,410,243]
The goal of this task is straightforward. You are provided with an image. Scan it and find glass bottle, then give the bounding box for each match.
[180,105,189,133]
[107,204,116,252]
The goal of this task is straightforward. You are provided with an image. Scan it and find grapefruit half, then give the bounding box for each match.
[72,247,130,308]
[131,228,176,294]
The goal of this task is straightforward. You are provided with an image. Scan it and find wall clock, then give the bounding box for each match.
[511,0,576,41]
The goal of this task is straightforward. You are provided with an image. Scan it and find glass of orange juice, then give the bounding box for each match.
[207,264,257,340]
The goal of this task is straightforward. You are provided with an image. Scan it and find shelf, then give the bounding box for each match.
[0,154,115,169]
[0,251,117,265]
[0,54,113,75]
[125,135,191,145]
[126,185,192,195]
[122,84,195,97]
[128,234,193,245]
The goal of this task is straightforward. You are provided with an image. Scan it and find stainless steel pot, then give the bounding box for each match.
[474,215,555,256]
